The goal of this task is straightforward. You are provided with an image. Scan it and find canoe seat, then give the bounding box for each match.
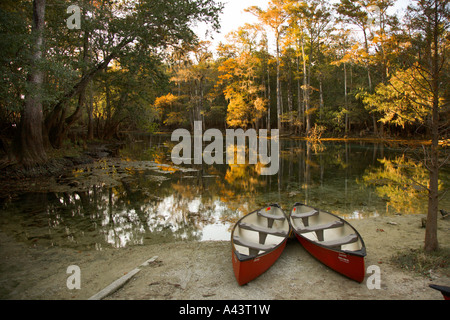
[320,234,358,248]
[257,210,285,221]
[296,220,344,241]
[291,209,319,219]
[239,222,288,237]
[296,220,343,233]
[233,236,276,252]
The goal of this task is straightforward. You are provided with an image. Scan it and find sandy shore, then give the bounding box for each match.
[0,213,449,300]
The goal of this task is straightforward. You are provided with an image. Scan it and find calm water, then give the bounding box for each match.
[1,135,449,251]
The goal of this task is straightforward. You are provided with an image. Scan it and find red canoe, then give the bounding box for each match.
[231,204,291,285]
[290,202,366,282]
[429,284,450,300]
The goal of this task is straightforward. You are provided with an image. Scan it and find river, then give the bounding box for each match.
[1,135,448,251]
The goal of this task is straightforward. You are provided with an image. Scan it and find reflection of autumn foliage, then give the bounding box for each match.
[169,169,260,220]
[212,162,266,212]
[363,155,443,214]
[167,183,237,230]
[150,145,177,173]
[225,164,263,192]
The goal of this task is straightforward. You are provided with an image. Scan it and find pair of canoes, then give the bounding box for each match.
[231,203,366,286]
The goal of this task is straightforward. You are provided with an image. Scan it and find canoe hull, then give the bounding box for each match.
[295,233,365,283]
[231,204,290,285]
[232,239,288,286]
[429,284,450,300]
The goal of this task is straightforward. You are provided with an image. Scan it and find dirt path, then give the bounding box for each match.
[1,214,449,300]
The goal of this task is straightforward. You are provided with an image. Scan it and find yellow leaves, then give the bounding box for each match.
[155,93,177,104]
[218,73,233,81]
[363,65,438,128]
[218,58,238,74]
[153,93,189,127]
[224,163,262,193]
[305,107,317,115]
[218,34,268,129]
[163,112,184,126]
[225,89,268,128]
[253,97,267,114]
[362,156,444,215]
[226,93,248,128]
[371,35,381,44]
[332,52,353,66]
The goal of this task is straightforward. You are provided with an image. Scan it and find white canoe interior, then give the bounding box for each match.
[233,206,290,258]
[290,204,363,252]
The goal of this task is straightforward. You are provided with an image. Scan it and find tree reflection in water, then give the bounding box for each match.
[1,135,448,250]
[362,155,444,215]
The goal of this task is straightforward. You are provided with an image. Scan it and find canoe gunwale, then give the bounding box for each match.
[231,203,291,263]
[290,202,367,258]
[231,203,291,285]
[290,202,367,282]
[231,202,367,284]
[232,237,289,262]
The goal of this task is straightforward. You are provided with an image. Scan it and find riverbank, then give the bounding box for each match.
[1,213,449,300]
[0,141,122,199]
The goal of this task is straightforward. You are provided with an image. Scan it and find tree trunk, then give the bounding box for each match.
[267,52,271,131]
[47,30,91,148]
[86,85,94,140]
[425,101,439,252]
[276,32,282,131]
[425,153,439,252]
[319,75,323,120]
[424,0,442,252]
[288,55,293,132]
[344,62,348,134]
[363,28,379,136]
[306,36,315,135]
[301,35,309,134]
[296,53,302,133]
[17,0,47,167]
[45,36,133,146]
[363,29,372,91]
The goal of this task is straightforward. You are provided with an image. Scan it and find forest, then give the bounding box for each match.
[0,0,449,165]
[153,0,450,141]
